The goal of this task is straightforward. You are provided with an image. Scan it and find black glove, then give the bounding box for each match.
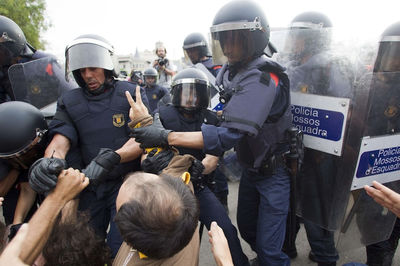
[82,148,121,185]
[141,148,175,174]
[131,113,172,149]
[28,157,67,194]
[188,159,206,192]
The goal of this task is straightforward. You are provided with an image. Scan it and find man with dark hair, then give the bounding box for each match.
[113,172,200,266]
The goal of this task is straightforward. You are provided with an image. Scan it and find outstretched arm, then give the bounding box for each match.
[19,168,89,264]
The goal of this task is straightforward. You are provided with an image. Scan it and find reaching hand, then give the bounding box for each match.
[131,113,172,149]
[52,168,89,203]
[208,221,234,266]
[28,157,67,194]
[364,181,400,218]
[82,148,121,185]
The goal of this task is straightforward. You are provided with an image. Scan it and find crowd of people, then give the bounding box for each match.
[0,0,400,265]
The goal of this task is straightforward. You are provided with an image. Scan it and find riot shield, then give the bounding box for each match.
[273,26,357,230]
[337,72,400,250]
[273,27,399,250]
[194,63,223,111]
[8,56,77,110]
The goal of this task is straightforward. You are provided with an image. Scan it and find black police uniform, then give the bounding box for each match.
[49,80,148,256]
[158,104,250,266]
[144,84,170,114]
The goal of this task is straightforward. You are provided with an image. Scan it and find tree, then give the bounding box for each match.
[0,0,50,50]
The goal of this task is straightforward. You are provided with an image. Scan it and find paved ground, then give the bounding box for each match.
[198,180,400,265]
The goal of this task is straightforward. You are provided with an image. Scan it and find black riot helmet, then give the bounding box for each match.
[0,101,47,169]
[373,21,400,73]
[210,0,274,65]
[283,11,333,63]
[171,68,210,112]
[65,34,116,88]
[183,33,211,64]
[143,67,158,87]
[0,15,35,67]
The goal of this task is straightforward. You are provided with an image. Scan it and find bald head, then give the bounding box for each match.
[115,172,199,259]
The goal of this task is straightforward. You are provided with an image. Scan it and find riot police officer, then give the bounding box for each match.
[0,15,49,103]
[128,1,292,265]
[183,32,230,210]
[142,67,170,114]
[280,12,345,266]
[183,32,222,77]
[153,68,248,265]
[364,21,400,266]
[28,34,149,257]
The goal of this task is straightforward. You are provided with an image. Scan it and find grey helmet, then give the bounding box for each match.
[183,33,211,64]
[0,101,47,169]
[283,11,333,63]
[65,34,116,88]
[210,0,274,65]
[0,15,35,67]
[374,21,400,73]
[143,67,159,87]
[171,68,210,111]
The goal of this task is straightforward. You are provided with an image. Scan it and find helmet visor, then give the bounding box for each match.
[172,82,210,109]
[374,42,400,72]
[0,44,13,66]
[280,28,332,63]
[211,30,253,65]
[65,43,114,77]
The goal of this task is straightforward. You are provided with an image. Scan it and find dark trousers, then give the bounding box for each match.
[304,219,338,263]
[237,167,290,266]
[78,182,123,258]
[366,217,400,266]
[196,186,249,266]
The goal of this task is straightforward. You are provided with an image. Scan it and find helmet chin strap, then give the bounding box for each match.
[84,78,113,96]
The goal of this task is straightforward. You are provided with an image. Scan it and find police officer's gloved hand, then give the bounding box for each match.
[141,148,175,174]
[82,148,121,185]
[188,159,205,192]
[131,114,172,149]
[28,157,67,194]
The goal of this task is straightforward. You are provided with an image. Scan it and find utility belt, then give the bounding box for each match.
[257,153,287,176]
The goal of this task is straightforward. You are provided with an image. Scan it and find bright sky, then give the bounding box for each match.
[43,0,400,60]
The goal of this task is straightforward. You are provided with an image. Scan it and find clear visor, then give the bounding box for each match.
[279,27,332,63]
[65,43,114,77]
[183,47,201,65]
[172,82,210,109]
[210,30,251,65]
[374,42,400,72]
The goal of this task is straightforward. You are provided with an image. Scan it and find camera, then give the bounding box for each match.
[158,58,169,66]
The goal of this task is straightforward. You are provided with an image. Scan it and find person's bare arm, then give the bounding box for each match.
[202,155,219,175]
[115,138,143,163]
[168,131,204,149]
[19,168,89,265]
[364,181,400,217]
[208,221,234,266]
[44,134,71,159]
[12,183,36,224]
[0,169,19,196]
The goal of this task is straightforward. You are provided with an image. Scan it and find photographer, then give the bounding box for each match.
[152,43,176,88]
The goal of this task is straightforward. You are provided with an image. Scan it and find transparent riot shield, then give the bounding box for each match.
[273,26,357,230]
[194,63,223,111]
[8,56,76,110]
[337,71,400,250]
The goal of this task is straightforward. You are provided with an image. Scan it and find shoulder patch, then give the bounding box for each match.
[260,72,271,86]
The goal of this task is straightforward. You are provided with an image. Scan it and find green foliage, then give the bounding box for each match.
[0,0,50,50]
